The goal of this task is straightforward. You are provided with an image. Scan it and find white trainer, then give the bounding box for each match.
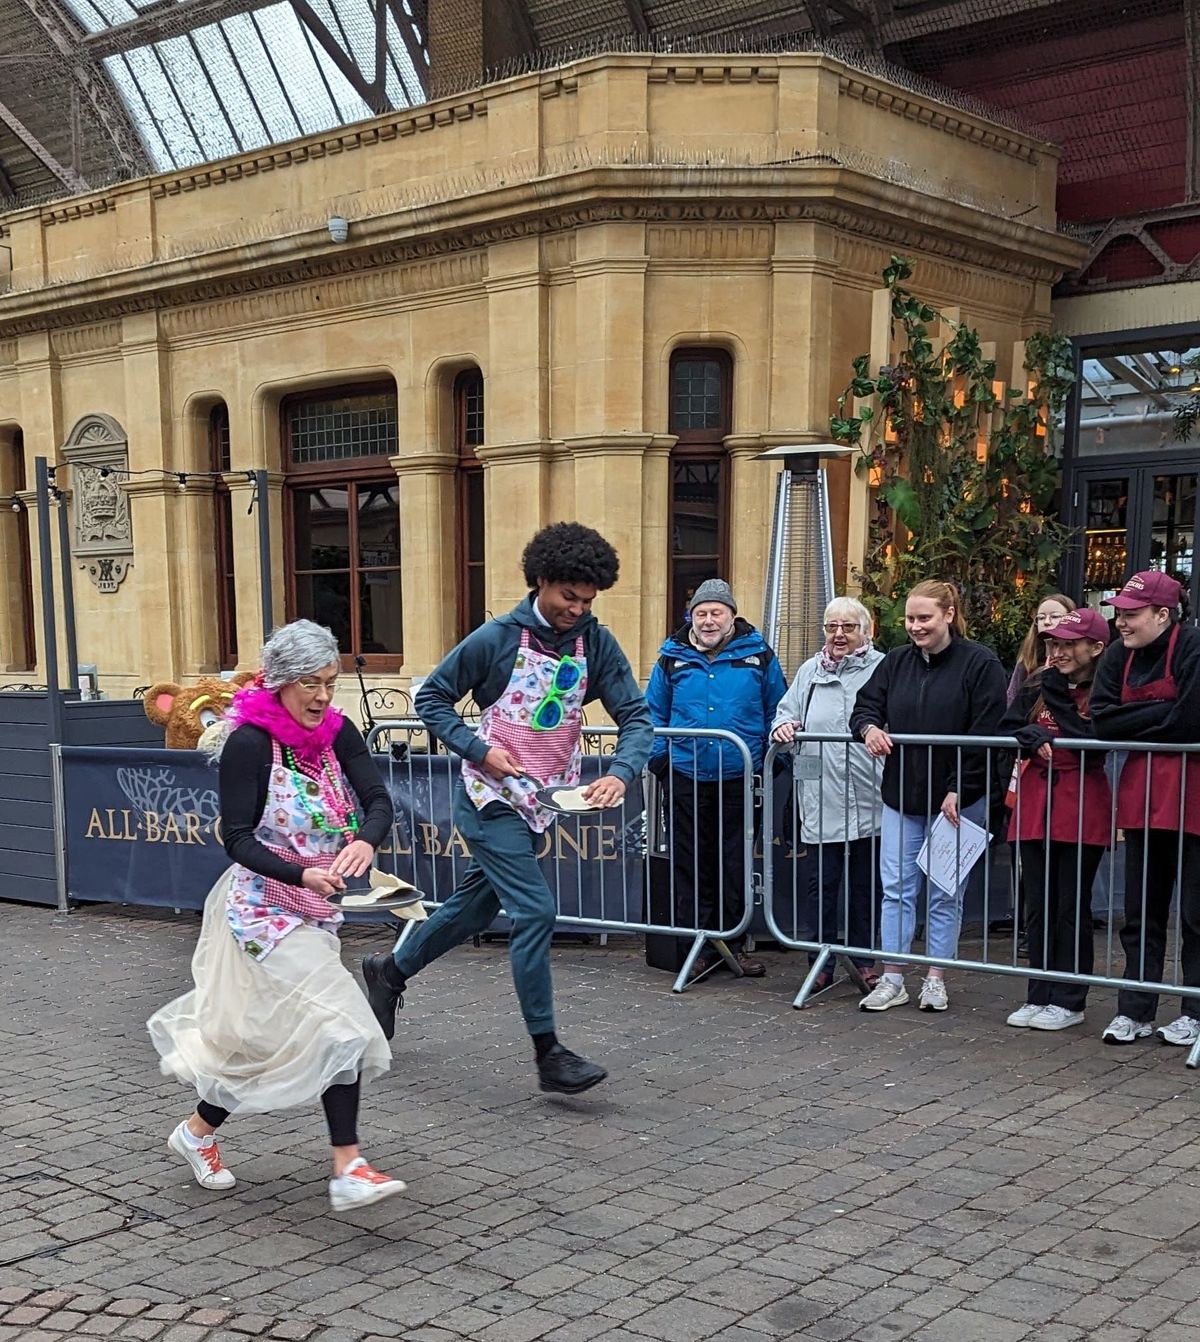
[329,1158,406,1212]
[1029,1005,1084,1031]
[1101,1015,1153,1045]
[859,979,908,1012]
[918,977,949,1012]
[168,1121,236,1190]
[1006,1002,1044,1028]
[1156,1015,1200,1047]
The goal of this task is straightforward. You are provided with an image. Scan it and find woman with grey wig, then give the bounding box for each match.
[148,620,407,1212]
[771,597,884,993]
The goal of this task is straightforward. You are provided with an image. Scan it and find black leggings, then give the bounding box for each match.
[196,1079,360,1147]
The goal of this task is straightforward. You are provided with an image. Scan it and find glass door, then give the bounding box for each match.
[1077,473,1132,611]
[1071,468,1199,617]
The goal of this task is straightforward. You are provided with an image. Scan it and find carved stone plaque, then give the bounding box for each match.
[61,413,134,593]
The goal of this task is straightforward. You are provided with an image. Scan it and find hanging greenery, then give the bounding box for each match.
[829,256,1077,665]
[1172,352,1200,443]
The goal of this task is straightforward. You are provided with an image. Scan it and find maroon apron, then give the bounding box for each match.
[1116,625,1200,836]
[1008,687,1112,847]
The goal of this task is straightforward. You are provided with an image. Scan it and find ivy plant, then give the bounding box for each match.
[830,256,1077,665]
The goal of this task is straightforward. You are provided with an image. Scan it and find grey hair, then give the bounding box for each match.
[823,596,873,635]
[260,620,341,688]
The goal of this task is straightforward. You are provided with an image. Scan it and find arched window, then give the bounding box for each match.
[667,349,732,631]
[209,405,237,670]
[283,383,402,669]
[1,429,35,671]
[455,368,486,639]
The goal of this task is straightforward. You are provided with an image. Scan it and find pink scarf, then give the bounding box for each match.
[226,684,343,763]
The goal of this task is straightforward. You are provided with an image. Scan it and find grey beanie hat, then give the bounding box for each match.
[689,578,737,614]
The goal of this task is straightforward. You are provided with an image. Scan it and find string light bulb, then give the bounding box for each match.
[176,472,187,491]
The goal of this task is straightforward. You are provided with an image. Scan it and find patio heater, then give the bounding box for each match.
[759,443,857,679]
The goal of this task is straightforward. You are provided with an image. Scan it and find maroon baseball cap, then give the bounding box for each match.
[1105,571,1182,610]
[1046,607,1110,645]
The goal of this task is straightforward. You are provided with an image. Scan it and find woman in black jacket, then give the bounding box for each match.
[1089,571,1200,1051]
[849,580,1007,1013]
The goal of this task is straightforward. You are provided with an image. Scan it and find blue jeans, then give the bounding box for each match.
[879,800,987,963]
[392,790,557,1035]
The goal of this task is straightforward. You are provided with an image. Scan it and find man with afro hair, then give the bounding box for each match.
[363,522,651,1095]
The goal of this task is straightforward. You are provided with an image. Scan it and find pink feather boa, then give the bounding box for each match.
[225,684,343,762]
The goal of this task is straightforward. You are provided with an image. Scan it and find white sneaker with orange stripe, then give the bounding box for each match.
[168,1121,236,1191]
[329,1158,406,1211]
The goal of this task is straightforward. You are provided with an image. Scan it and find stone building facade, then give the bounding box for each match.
[0,51,1083,694]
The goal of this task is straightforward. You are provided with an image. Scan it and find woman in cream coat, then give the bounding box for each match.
[772,597,884,991]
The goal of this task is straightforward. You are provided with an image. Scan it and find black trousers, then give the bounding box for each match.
[1118,829,1200,1022]
[803,838,881,970]
[196,1079,360,1147]
[669,774,751,950]
[1017,840,1101,1011]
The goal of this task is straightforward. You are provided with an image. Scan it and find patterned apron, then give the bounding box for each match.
[461,629,588,834]
[224,740,346,960]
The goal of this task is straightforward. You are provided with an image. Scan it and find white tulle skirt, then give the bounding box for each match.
[147,870,391,1115]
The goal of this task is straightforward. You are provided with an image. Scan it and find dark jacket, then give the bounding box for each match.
[848,633,1007,815]
[645,619,787,779]
[1001,666,1099,755]
[1090,621,1200,745]
[414,595,653,787]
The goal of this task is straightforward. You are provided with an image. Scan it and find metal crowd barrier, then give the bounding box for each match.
[762,731,1200,1069]
[364,720,756,992]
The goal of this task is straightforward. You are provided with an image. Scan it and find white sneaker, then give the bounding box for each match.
[329,1158,406,1212]
[859,979,908,1012]
[1007,1002,1044,1028]
[1029,1005,1084,1031]
[168,1121,236,1190]
[1156,1015,1200,1047]
[918,977,949,1012]
[1101,1015,1153,1045]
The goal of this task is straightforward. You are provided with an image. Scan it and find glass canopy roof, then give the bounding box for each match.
[60,0,427,172]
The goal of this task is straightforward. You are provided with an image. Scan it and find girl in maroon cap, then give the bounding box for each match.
[1001,607,1112,1032]
[1090,571,1200,1050]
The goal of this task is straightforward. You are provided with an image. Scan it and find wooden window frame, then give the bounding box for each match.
[667,349,732,632]
[209,406,238,671]
[454,369,487,642]
[282,385,403,671]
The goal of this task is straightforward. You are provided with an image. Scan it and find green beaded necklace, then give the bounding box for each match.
[283,745,360,839]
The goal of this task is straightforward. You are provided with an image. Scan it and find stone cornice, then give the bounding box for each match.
[389,451,457,474]
[0,167,1086,339]
[561,433,661,455]
[473,439,559,466]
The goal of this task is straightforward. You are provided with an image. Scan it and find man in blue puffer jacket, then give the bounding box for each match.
[646,579,787,979]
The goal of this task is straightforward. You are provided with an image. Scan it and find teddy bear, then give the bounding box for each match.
[143,672,256,749]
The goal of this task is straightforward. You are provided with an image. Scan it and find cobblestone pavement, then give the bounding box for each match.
[3,901,1200,1342]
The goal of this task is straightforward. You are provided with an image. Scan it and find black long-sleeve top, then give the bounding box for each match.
[1000,667,1099,756]
[219,718,394,885]
[1089,621,1200,745]
[848,633,1007,815]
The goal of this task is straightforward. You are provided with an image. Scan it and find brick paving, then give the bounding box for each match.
[2,900,1199,1342]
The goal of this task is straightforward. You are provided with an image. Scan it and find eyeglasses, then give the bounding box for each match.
[824,622,860,634]
[296,677,339,695]
[531,656,582,731]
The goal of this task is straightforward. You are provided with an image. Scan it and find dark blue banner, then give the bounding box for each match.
[60,746,645,925]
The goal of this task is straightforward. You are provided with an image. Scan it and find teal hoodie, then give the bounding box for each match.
[414,595,653,786]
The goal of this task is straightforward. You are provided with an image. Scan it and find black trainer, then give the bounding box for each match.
[537,1044,607,1095]
[361,953,405,1041]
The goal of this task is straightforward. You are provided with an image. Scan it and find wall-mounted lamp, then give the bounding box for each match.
[327,216,349,244]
